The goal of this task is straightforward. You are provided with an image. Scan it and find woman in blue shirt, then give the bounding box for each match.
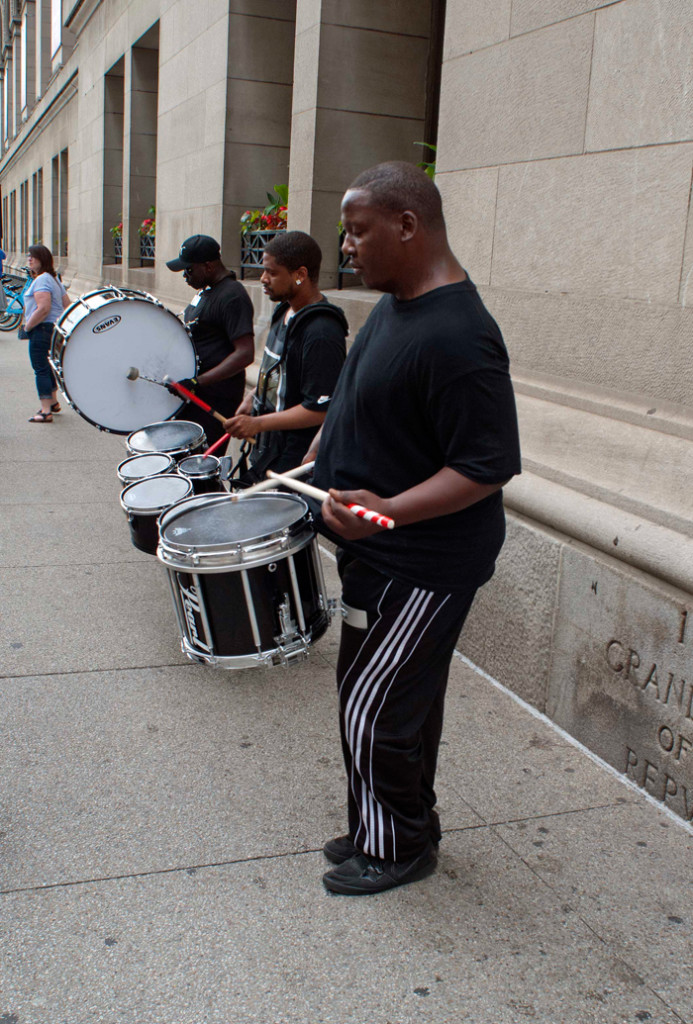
[24,244,70,422]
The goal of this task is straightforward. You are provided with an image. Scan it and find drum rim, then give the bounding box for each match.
[178,454,221,479]
[157,491,313,568]
[117,452,176,480]
[126,420,206,454]
[49,289,197,435]
[120,473,193,513]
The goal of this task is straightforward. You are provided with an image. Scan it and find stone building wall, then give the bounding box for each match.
[433,0,693,822]
[0,0,691,820]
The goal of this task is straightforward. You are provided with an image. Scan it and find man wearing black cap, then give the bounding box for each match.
[167,234,255,447]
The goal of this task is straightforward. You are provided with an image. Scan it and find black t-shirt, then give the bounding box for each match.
[251,299,347,473]
[183,275,254,408]
[312,279,522,592]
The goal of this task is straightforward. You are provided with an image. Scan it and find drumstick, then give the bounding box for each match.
[125,366,228,426]
[203,432,231,458]
[265,470,395,530]
[161,376,227,425]
[232,462,315,499]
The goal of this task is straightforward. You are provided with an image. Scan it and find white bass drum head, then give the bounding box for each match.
[51,289,197,434]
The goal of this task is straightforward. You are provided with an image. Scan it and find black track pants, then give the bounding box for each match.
[336,552,478,862]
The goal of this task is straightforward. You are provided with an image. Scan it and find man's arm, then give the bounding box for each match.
[302,424,323,464]
[321,466,508,540]
[196,333,255,387]
[223,404,326,439]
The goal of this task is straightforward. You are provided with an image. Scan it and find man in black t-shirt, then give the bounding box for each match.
[307,162,521,896]
[223,231,347,480]
[167,234,255,448]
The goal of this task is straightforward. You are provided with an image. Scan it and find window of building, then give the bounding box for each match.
[51,0,61,58]
[51,147,68,256]
[50,0,73,73]
[20,8,27,114]
[103,57,124,265]
[9,190,17,251]
[20,179,29,252]
[32,168,43,243]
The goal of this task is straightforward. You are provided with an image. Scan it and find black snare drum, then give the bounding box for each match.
[126,420,206,462]
[157,492,330,668]
[120,474,193,554]
[177,454,225,494]
[117,452,176,485]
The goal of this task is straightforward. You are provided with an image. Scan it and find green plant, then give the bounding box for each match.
[240,185,288,235]
[138,205,156,237]
[110,216,123,239]
[414,142,437,179]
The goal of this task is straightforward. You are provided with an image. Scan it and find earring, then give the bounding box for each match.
[296,280,301,285]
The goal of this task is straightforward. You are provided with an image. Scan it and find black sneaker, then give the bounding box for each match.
[322,845,437,896]
[323,835,358,865]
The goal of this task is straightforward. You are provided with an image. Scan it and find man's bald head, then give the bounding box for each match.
[347,161,445,233]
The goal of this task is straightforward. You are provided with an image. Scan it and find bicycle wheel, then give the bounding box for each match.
[0,312,22,330]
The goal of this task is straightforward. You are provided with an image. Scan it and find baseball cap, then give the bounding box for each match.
[166,234,221,271]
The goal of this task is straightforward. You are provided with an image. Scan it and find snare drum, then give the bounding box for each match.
[177,454,225,494]
[157,492,330,668]
[117,452,176,485]
[126,420,206,461]
[50,288,197,434]
[120,474,193,554]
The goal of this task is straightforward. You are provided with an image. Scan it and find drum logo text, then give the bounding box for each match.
[93,315,121,334]
[177,579,212,653]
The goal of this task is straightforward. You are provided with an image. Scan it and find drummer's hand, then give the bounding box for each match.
[234,392,254,417]
[321,488,393,540]
[302,426,323,465]
[223,414,260,439]
[166,377,199,395]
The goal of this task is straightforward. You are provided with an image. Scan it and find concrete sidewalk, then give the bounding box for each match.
[1,327,692,1024]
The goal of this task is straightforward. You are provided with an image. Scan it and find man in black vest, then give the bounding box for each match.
[223,230,347,479]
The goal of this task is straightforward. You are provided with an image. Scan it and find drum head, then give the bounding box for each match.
[118,453,175,481]
[178,454,220,477]
[127,420,205,455]
[161,493,307,548]
[121,474,192,512]
[53,291,196,433]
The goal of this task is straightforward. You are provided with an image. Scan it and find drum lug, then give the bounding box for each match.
[270,639,309,667]
[327,597,339,618]
[276,593,297,643]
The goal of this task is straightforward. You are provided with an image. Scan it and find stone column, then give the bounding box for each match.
[220,1,296,273]
[288,0,433,287]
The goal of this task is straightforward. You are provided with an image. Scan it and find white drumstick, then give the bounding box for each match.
[231,462,315,499]
[265,470,395,530]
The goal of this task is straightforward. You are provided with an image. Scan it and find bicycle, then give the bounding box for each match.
[0,268,32,331]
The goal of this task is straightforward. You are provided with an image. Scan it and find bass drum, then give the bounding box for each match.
[50,287,197,434]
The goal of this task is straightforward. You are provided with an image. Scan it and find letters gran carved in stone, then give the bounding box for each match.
[606,639,693,821]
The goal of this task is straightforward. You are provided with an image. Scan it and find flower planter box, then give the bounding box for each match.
[114,236,122,264]
[240,229,282,279]
[140,234,155,265]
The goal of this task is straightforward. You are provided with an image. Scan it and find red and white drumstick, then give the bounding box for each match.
[126,367,233,428]
[202,432,231,458]
[161,376,227,425]
[265,470,395,530]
